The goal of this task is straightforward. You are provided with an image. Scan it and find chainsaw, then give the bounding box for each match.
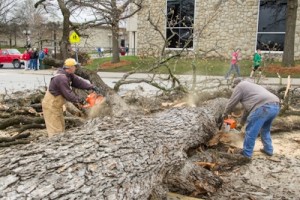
[82,92,105,108]
[223,118,237,132]
[216,114,237,132]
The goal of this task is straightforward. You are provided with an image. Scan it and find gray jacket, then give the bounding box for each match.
[225,80,279,124]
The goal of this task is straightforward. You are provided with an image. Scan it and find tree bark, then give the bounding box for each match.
[0,116,44,130]
[111,0,121,64]
[282,0,298,67]
[57,0,71,60]
[75,67,131,116]
[0,98,226,199]
[111,22,121,64]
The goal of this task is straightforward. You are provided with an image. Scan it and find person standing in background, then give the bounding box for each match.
[125,45,129,55]
[28,48,33,70]
[38,49,45,69]
[97,47,103,57]
[44,48,48,56]
[250,49,262,77]
[225,48,241,79]
[32,48,39,70]
[22,50,30,70]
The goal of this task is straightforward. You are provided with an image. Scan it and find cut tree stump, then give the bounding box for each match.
[0,98,226,200]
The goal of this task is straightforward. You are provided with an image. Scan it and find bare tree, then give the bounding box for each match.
[0,0,15,24]
[71,0,143,63]
[282,0,298,67]
[34,0,82,60]
[0,0,17,44]
[10,0,49,48]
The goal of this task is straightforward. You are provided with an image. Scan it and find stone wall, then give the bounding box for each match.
[136,0,300,60]
[136,0,167,57]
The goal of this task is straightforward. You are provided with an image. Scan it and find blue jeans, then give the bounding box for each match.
[243,103,280,158]
[32,59,38,70]
[28,59,33,69]
[225,64,240,79]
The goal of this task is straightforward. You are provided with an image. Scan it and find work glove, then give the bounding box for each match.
[222,113,228,120]
[79,97,87,105]
[236,124,243,130]
[216,113,227,130]
[92,86,105,96]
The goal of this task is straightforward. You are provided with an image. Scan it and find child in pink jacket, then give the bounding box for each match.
[22,50,31,70]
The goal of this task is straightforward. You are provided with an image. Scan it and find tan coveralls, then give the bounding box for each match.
[42,91,66,137]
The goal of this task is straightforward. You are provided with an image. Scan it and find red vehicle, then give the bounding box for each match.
[0,49,24,68]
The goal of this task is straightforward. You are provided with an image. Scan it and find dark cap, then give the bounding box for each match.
[232,77,243,88]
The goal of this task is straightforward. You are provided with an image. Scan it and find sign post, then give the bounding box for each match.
[69,32,81,63]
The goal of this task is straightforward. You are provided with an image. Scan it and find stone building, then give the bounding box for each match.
[134,0,300,60]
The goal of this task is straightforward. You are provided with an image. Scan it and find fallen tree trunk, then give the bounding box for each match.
[0,98,226,199]
[75,67,132,116]
[0,132,31,143]
[0,116,45,130]
[272,115,300,133]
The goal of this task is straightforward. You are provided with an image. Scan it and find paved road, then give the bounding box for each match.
[0,69,160,95]
[0,68,299,94]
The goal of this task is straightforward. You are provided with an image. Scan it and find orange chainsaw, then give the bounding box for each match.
[82,92,105,108]
[217,114,237,131]
[223,118,237,131]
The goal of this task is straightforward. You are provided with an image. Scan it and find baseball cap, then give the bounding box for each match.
[232,77,243,88]
[63,58,78,68]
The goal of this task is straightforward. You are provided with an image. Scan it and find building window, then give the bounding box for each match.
[166,0,194,49]
[257,0,287,51]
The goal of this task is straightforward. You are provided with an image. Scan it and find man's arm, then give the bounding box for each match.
[240,111,249,125]
[224,87,243,115]
[70,75,93,90]
[57,78,82,103]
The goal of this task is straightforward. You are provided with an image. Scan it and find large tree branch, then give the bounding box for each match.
[0,99,227,199]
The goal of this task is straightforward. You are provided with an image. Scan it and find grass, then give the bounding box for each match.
[86,55,300,78]
[86,56,145,71]
[86,56,256,76]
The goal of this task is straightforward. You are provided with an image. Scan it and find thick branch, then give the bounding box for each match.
[0,98,227,199]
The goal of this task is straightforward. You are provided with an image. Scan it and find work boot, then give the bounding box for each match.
[260,148,273,156]
[234,148,251,163]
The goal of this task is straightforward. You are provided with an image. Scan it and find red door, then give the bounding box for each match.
[0,50,9,63]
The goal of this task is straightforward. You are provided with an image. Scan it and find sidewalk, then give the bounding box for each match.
[1,69,300,86]
[96,72,300,86]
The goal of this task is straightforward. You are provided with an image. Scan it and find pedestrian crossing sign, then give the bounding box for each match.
[69,32,81,44]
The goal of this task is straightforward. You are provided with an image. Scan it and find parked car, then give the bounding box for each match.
[0,49,24,68]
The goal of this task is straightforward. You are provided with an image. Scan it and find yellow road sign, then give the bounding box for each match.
[69,32,81,43]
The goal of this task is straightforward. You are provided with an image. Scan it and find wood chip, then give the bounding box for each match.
[167,192,204,200]
[267,157,281,162]
[194,161,217,170]
[292,138,300,144]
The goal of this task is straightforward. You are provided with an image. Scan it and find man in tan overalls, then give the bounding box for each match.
[42,58,102,137]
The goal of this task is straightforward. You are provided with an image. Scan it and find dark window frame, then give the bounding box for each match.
[257,0,287,52]
[166,0,195,49]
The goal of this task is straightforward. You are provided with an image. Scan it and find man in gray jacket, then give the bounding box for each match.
[224,78,280,159]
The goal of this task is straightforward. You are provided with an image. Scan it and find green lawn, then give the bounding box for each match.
[87,55,300,78]
[86,56,145,71]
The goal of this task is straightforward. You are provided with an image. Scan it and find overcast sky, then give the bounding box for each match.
[15,0,95,23]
